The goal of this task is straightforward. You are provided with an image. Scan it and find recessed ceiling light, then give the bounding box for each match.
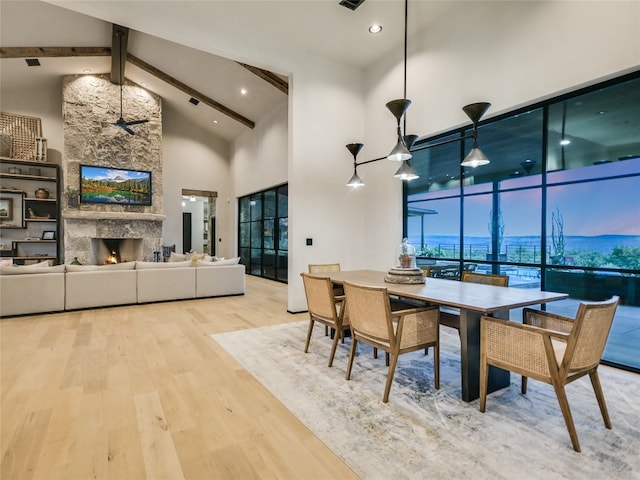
[369,24,382,34]
[240,88,247,95]
[560,139,571,146]
[213,120,219,124]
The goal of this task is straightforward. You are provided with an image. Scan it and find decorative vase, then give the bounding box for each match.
[35,137,47,162]
[34,188,50,199]
[396,238,416,269]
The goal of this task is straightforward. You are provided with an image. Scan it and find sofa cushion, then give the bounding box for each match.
[136,260,192,269]
[137,267,196,303]
[65,264,102,272]
[0,264,65,275]
[100,261,136,270]
[196,263,245,297]
[66,262,136,272]
[65,269,138,310]
[1,271,65,316]
[197,257,240,266]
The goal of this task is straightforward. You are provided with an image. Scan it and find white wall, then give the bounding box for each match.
[162,103,233,257]
[231,57,365,313]
[359,0,640,277]
[0,82,65,166]
[233,101,288,198]
[287,60,366,311]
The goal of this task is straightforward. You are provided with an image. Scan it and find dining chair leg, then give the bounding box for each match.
[479,355,488,412]
[328,327,341,368]
[373,347,378,359]
[552,379,581,452]
[304,320,315,353]
[325,325,329,336]
[433,344,440,390]
[383,354,399,403]
[521,376,528,394]
[346,338,358,380]
[589,370,612,429]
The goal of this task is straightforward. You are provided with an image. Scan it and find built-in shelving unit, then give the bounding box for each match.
[0,157,61,265]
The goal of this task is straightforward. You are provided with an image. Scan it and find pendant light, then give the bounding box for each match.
[460,102,491,167]
[393,134,418,179]
[344,0,492,187]
[346,142,365,187]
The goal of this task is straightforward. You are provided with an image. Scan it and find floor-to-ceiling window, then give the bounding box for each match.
[238,184,288,282]
[404,71,640,372]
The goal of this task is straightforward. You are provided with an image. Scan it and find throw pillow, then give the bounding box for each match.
[169,251,187,262]
[24,259,52,267]
[188,252,206,266]
[136,260,192,269]
[197,257,240,266]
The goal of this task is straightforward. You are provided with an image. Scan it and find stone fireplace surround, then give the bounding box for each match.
[63,210,164,265]
[61,74,164,264]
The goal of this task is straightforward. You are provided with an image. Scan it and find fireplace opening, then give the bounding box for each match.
[103,239,122,264]
[90,238,143,265]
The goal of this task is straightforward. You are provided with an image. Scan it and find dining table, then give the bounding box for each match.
[315,269,569,402]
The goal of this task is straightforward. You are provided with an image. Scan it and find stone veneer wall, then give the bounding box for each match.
[61,75,164,264]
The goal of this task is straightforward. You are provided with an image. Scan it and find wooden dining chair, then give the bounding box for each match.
[439,272,509,330]
[343,281,440,403]
[308,263,343,336]
[479,296,620,452]
[300,273,350,367]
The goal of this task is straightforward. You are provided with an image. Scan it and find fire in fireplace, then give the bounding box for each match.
[90,238,143,265]
[103,240,122,264]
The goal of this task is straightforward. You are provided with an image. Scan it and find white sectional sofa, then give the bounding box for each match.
[65,264,138,310]
[0,265,66,316]
[136,260,196,303]
[0,259,245,317]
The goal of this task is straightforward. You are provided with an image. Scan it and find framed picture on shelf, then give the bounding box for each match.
[0,198,13,221]
[0,191,24,227]
[42,230,56,240]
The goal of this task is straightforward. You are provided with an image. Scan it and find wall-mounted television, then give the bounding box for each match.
[80,165,152,206]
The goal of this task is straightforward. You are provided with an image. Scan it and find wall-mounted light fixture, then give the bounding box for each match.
[346,0,491,187]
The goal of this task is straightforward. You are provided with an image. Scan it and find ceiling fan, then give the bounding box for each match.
[110,83,149,135]
[108,26,148,135]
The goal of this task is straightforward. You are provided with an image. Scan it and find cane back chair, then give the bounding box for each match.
[479,296,619,452]
[343,281,440,403]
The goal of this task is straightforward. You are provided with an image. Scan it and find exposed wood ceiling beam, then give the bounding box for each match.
[238,62,288,95]
[127,54,255,129]
[0,46,110,58]
[0,45,255,130]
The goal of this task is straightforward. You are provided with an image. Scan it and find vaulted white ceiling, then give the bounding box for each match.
[2,0,452,142]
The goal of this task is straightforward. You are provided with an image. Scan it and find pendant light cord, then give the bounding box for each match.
[402,0,408,134]
[119,33,124,118]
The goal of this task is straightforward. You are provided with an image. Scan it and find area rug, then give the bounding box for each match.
[211,322,639,480]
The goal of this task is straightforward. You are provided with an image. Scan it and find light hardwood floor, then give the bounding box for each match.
[1,276,359,479]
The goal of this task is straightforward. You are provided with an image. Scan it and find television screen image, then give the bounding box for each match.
[80,165,152,206]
